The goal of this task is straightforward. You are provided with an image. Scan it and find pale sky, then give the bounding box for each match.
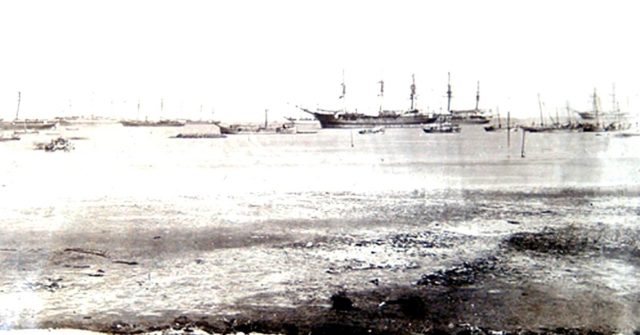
[1,0,639,122]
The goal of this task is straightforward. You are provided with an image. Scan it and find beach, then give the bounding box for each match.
[0,125,639,334]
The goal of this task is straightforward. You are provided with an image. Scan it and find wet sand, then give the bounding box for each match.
[1,187,639,334]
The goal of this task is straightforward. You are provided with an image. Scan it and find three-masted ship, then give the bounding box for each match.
[301,75,437,128]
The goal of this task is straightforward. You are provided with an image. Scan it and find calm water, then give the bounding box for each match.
[1,124,638,203]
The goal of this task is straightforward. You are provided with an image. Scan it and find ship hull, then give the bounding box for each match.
[0,121,57,130]
[307,112,437,129]
[121,120,185,127]
[452,117,491,125]
[450,110,492,124]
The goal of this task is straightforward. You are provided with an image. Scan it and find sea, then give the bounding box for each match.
[0,123,639,331]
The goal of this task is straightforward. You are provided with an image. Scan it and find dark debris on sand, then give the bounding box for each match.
[43,227,630,335]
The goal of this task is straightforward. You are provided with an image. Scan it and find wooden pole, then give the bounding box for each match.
[446,72,452,113]
[520,129,526,158]
[537,93,544,127]
[15,92,21,120]
[264,109,268,129]
[350,129,354,148]
[507,111,511,148]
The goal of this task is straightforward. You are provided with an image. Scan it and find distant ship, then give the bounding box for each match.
[120,120,186,127]
[0,120,57,130]
[120,99,186,127]
[55,116,118,126]
[449,80,492,124]
[1,92,57,131]
[301,75,437,128]
[284,117,320,134]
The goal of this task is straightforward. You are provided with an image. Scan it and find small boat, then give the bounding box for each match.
[219,124,240,134]
[0,132,20,142]
[172,133,226,139]
[422,114,460,133]
[275,123,297,134]
[358,126,385,134]
[285,117,320,134]
[484,109,518,132]
[34,137,74,152]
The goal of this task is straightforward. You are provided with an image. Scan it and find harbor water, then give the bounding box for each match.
[0,124,639,332]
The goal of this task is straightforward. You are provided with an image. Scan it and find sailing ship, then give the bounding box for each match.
[484,109,517,132]
[449,80,492,124]
[300,74,437,128]
[422,74,461,133]
[519,94,574,132]
[120,99,186,127]
[580,87,630,132]
[121,119,186,127]
[219,109,298,135]
[0,92,57,131]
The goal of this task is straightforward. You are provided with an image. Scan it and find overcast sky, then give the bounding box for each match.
[1,0,639,122]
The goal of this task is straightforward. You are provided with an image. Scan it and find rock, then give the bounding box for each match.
[330,291,353,311]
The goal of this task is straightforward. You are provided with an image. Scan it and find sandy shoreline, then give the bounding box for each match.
[1,187,639,334]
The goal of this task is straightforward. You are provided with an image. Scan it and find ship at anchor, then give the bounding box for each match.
[300,74,437,128]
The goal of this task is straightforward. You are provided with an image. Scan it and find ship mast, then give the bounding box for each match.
[592,88,599,125]
[264,109,269,129]
[15,91,21,120]
[611,84,619,125]
[378,79,384,113]
[537,93,544,127]
[410,74,416,111]
[475,81,480,111]
[446,72,452,113]
[339,70,346,113]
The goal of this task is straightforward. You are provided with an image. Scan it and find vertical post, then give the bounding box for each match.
[264,109,269,129]
[446,72,452,113]
[379,79,385,113]
[537,93,544,127]
[340,70,346,113]
[410,74,416,111]
[475,81,480,111]
[350,129,354,148]
[507,111,511,148]
[520,129,526,158]
[15,91,21,120]
[593,88,599,127]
